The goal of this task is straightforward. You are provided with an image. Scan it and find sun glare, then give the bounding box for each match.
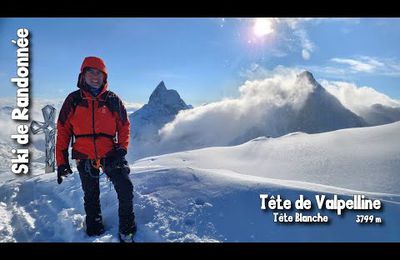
[253,18,274,37]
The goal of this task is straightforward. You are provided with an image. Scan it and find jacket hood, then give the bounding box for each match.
[77,56,109,96]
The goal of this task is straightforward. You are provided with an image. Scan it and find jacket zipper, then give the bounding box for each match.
[92,99,98,159]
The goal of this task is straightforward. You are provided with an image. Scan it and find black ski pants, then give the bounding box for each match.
[77,157,136,235]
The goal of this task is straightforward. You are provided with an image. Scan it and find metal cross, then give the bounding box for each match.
[30,105,56,173]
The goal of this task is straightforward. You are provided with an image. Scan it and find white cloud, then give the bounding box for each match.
[276,18,315,60]
[123,101,143,113]
[321,80,400,115]
[331,57,382,73]
[158,67,314,150]
[274,19,315,60]
[331,56,400,76]
[302,49,311,60]
[293,28,315,60]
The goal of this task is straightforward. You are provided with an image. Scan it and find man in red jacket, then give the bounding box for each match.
[56,56,136,242]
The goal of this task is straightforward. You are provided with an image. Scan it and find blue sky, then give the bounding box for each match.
[1,18,400,106]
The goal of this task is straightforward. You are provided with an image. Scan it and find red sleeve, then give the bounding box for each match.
[56,94,74,167]
[116,98,130,151]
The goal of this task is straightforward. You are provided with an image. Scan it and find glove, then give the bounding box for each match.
[105,147,130,175]
[57,164,73,184]
[106,146,127,159]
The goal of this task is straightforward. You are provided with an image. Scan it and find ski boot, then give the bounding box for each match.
[119,232,135,243]
[118,224,137,243]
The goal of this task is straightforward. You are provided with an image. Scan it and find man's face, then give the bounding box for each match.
[84,68,104,88]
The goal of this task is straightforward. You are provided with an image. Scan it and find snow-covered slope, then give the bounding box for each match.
[147,121,400,194]
[1,122,399,242]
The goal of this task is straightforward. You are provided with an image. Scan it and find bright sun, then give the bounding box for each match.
[253,18,274,37]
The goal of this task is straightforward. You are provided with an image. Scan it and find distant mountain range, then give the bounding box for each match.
[128,72,400,160]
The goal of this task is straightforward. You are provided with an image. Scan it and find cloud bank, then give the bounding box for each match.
[156,66,400,153]
[321,80,400,115]
[158,67,315,151]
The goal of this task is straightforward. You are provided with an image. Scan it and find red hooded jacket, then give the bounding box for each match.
[56,57,130,167]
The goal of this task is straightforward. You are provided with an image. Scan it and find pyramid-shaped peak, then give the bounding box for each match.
[298,71,315,81]
[297,70,320,88]
[148,81,189,111]
[149,81,168,103]
[154,81,167,92]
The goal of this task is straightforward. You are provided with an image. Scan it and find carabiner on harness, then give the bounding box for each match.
[78,159,105,179]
